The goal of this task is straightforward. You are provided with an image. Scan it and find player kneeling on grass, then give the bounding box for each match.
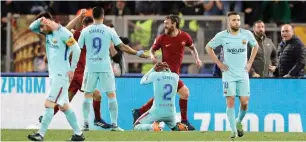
[133,62,188,131]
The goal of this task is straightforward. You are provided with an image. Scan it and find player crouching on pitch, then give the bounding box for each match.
[133,62,188,131]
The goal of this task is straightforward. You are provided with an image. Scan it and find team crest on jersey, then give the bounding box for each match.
[242,39,247,45]
[182,41,186,46]
[224,90,227,94]
[53,39,57,44]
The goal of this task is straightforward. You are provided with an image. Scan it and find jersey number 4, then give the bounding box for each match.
[163,84,172,101]
[93,37,102,55]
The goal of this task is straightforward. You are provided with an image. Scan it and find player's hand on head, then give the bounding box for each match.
[42,18,59,31]
[80,9,87,17]
[67,71,74,83]
[217,62,228,72]
[41,17,49,25]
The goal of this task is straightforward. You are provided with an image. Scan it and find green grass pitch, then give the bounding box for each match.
[1,129,306,141]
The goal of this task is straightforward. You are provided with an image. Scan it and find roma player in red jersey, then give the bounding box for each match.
[133,15,202,130]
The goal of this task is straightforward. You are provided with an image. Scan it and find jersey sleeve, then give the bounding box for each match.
[207,32,223,49]
[60,27,77,47]
[185,32,193,47]
[141,72,159,85]
[140,67,157,85]
[110,28,122,46]
[78,30,85,49]
[151,36,162,51]
[29,18,41,34]
[246,30,257,48]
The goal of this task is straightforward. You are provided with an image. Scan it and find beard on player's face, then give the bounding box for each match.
[165,26,175,34]
[230,25,240,32]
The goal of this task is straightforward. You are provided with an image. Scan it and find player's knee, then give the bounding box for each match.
[226,97,235,108]
[44,100,56,108]
[240,101,248,110]
[93,90,101,100]
[59,104,69,112]
[85,92,93,98]
[107,92,116,98]
[178,86,189,99]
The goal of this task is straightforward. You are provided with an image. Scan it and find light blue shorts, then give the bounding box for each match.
[46,76,69,107]
[223,79,250,97]
[81,72,116,93]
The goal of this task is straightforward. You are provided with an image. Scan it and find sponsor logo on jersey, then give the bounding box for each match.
[227,48,246,54]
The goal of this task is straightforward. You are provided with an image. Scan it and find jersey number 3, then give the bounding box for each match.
[163,84,172,101]
[92,37,102,55]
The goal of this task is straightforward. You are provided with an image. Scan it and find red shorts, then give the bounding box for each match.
[177,79,184,92]
[68,74,84,94]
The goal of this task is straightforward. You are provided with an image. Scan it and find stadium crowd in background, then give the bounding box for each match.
[2,1,306,23]
[1,1,306,77]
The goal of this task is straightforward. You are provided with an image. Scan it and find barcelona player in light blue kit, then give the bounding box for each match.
[27,12,85,141]
[78,7,148,131]
[134,62,188,131]
[206,12,258,138]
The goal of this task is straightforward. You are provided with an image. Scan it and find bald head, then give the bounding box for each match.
[281,24,294,41]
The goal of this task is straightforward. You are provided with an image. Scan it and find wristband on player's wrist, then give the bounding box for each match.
[136,50,144,57]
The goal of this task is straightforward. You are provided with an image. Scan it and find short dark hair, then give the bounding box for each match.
[253,20,264,26]
[35,12,53,20]
[82,16,94,26]
[227,12,239,17]
[92,6,104,19]
[108,23,115,28]
[165,14,180,28]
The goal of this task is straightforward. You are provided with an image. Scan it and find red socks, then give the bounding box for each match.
[179,98,188,121]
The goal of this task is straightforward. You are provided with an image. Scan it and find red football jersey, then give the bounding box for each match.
[152,31,193,74]
[72,30,86,75]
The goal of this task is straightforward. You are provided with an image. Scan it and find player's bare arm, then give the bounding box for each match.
[188,44,202,68]
[149,47,158,63]
[66,9,87,30]
[118,43,148,58]
[109,43,118,57]
[246,44,258,72]
[206,45,228,71]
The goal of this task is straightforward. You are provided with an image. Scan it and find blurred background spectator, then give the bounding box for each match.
[260,1,291,26]
[203,0,224,15]
[1,1,306,77]
[110,0,131,16]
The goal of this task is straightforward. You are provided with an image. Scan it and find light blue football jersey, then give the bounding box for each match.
[29,20,74,78]
[140,69,179,115]
[78,23,122,72]
[208,29,257,81]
